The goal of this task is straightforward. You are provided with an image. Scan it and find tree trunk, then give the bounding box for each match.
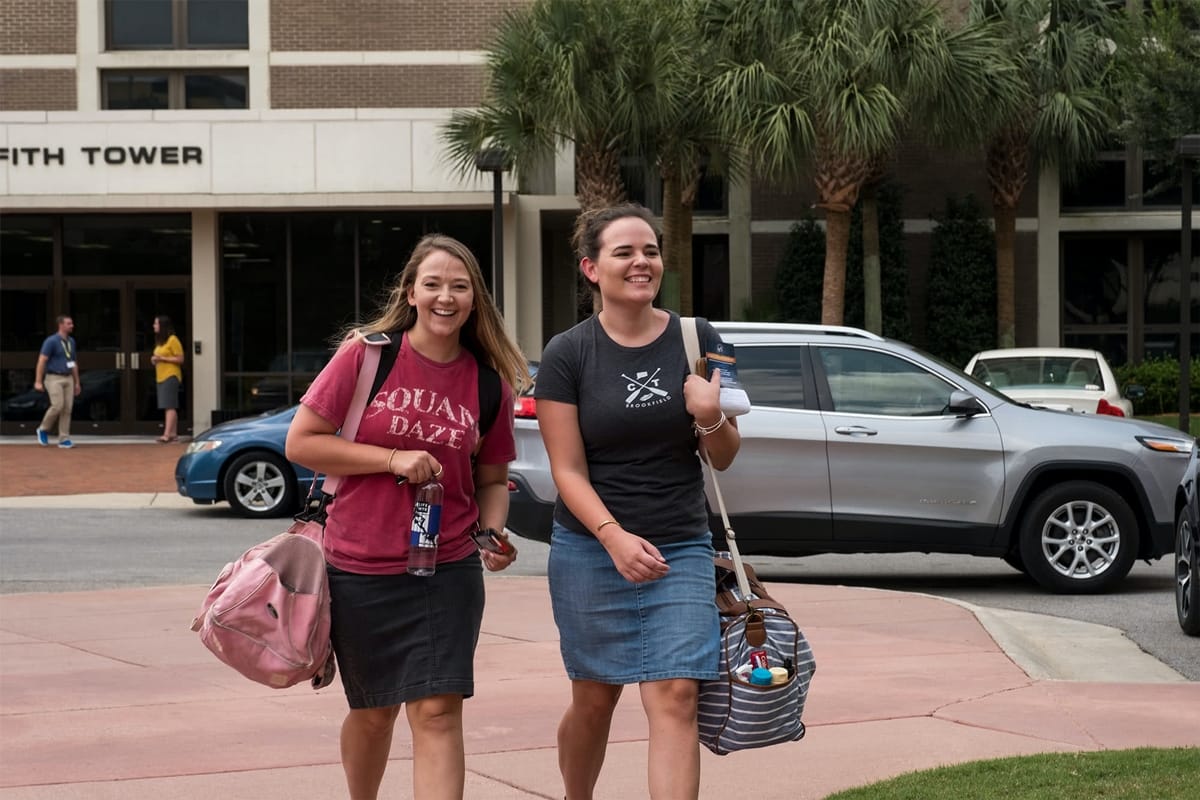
[678,168,700,316]
[861,181,882,335]
[986,128,1029,349]
[574,141,626,318]
[822,208,852,326]
[992,201,1017,348]
[661,167,684,312]
[575,141,626,211]
[814,146,870,327]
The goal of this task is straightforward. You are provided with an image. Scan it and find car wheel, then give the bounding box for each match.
[1177,507,1200,636]
[1018,481,1137,594]
[222,451,297,518]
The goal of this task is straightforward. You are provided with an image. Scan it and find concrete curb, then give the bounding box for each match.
[941,596,1186,683]
[0,492,196,510]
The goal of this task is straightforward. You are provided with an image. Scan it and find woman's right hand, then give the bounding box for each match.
[601,527,670,583]
[387,449,442,485]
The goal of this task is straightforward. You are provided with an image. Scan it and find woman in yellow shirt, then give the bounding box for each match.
[151,315,184,442]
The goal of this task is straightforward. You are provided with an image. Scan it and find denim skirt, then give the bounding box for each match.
[327,552,484,708]
[548,522,719,684]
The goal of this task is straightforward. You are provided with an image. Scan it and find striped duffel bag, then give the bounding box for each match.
[697,556,816,755]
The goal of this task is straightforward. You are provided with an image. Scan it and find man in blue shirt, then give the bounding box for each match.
[34,315,81,449]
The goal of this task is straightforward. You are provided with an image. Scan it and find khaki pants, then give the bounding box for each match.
[39,373,75,439]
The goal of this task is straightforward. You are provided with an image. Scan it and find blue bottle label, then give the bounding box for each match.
[410,501,442,548]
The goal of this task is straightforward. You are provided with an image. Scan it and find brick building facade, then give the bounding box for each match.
[0,0,1193,437]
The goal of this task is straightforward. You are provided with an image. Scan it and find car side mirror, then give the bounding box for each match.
[948,390,987,418]
[1124,383,1146,400]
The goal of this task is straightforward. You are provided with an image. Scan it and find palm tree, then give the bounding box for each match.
[441,0,657,213]
[443,0,732,315]
[642,0,742,314]
[972,0,1119,347]
[857,12,1026,334]
[705,0,958,326]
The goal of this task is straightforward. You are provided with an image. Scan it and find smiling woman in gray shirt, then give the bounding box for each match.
[535,203,740,800]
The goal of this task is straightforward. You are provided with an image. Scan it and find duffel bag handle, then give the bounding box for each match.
[682,316,752,601]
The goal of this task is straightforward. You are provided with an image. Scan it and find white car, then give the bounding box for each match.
[964,347,1139,418]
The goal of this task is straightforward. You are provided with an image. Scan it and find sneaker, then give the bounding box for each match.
[57,439,74,449]
[36,429,49,446]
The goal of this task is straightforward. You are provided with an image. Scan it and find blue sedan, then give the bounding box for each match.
[175,406,322,518]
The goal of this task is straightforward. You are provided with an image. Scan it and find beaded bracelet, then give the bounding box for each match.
[694,412,727,436]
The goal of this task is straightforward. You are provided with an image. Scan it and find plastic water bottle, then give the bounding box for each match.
[406,475,443,576]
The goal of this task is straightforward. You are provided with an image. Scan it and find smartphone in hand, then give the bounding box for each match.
[471,528,513,555]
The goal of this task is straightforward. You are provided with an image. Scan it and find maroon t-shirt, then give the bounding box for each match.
[301,334,516,574]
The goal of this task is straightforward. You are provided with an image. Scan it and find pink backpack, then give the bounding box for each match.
[190,334,389,689]
[190,517,335,689]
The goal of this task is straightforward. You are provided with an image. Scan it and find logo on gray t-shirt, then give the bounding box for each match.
[621,367,672,408]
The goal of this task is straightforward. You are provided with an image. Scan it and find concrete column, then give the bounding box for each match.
[727,176,752,320]
[248,0,271,109]
[190,210,220,434]
[1036,165,1061,345]
[76,0,102,111]
[513,195,544,358]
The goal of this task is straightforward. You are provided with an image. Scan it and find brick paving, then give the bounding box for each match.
[0,441,182,497]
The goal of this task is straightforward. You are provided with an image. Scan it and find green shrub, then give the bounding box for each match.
[774,215,825,323]
[925,195,996,367]
[1114,356,1200,414]
[846,180,911,341]
[773,185,911,339]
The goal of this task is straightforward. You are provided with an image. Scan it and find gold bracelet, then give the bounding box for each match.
[386,448,398,474]
[595,518,619,534]
[694,412,727,436]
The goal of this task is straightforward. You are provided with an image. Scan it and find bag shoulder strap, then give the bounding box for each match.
[681,316,753,601]
[320,333,392,496]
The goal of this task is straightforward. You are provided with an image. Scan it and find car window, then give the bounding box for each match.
[734,345,805,410]
[972,355,1104,390]
[817,346,956,416]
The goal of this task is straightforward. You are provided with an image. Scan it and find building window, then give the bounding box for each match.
[107,0,248,50]
[219,211,493,414]
[1062,232,1199,364]
[620,156,728,217]
[102,70,247,109]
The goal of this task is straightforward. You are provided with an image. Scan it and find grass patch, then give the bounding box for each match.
[823,747,1200,800]
[1136,413,1200,437]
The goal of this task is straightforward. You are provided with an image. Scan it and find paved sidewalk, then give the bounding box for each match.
[1,438,1199,798]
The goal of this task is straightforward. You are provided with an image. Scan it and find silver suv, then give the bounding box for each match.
[507,323,1195,593]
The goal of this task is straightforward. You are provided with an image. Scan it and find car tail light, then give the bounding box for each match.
[514,396,537,418]
[1096,398,1125,417]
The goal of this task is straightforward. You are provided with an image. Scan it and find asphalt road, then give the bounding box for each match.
[1,505,1195,679]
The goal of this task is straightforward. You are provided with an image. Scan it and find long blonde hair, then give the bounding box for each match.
[342,234,531,394]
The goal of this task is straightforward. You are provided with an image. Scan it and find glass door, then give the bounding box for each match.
[63,279,190,435]
[0,283,54,434]
[62,286,125,433]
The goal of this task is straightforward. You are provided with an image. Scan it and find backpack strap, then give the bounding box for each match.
[319,332,393,497]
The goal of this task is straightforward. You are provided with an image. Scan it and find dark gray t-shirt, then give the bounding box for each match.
[535,312,720,544]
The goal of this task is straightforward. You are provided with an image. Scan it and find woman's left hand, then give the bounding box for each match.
[684,368,722,425]
[480,532,518,572]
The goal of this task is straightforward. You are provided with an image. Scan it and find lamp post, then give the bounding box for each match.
[1178,134,1200,434]
[475,148,511,316]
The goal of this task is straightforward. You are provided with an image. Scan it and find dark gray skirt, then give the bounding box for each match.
[156,376,180,410]
[327,552,484,708]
